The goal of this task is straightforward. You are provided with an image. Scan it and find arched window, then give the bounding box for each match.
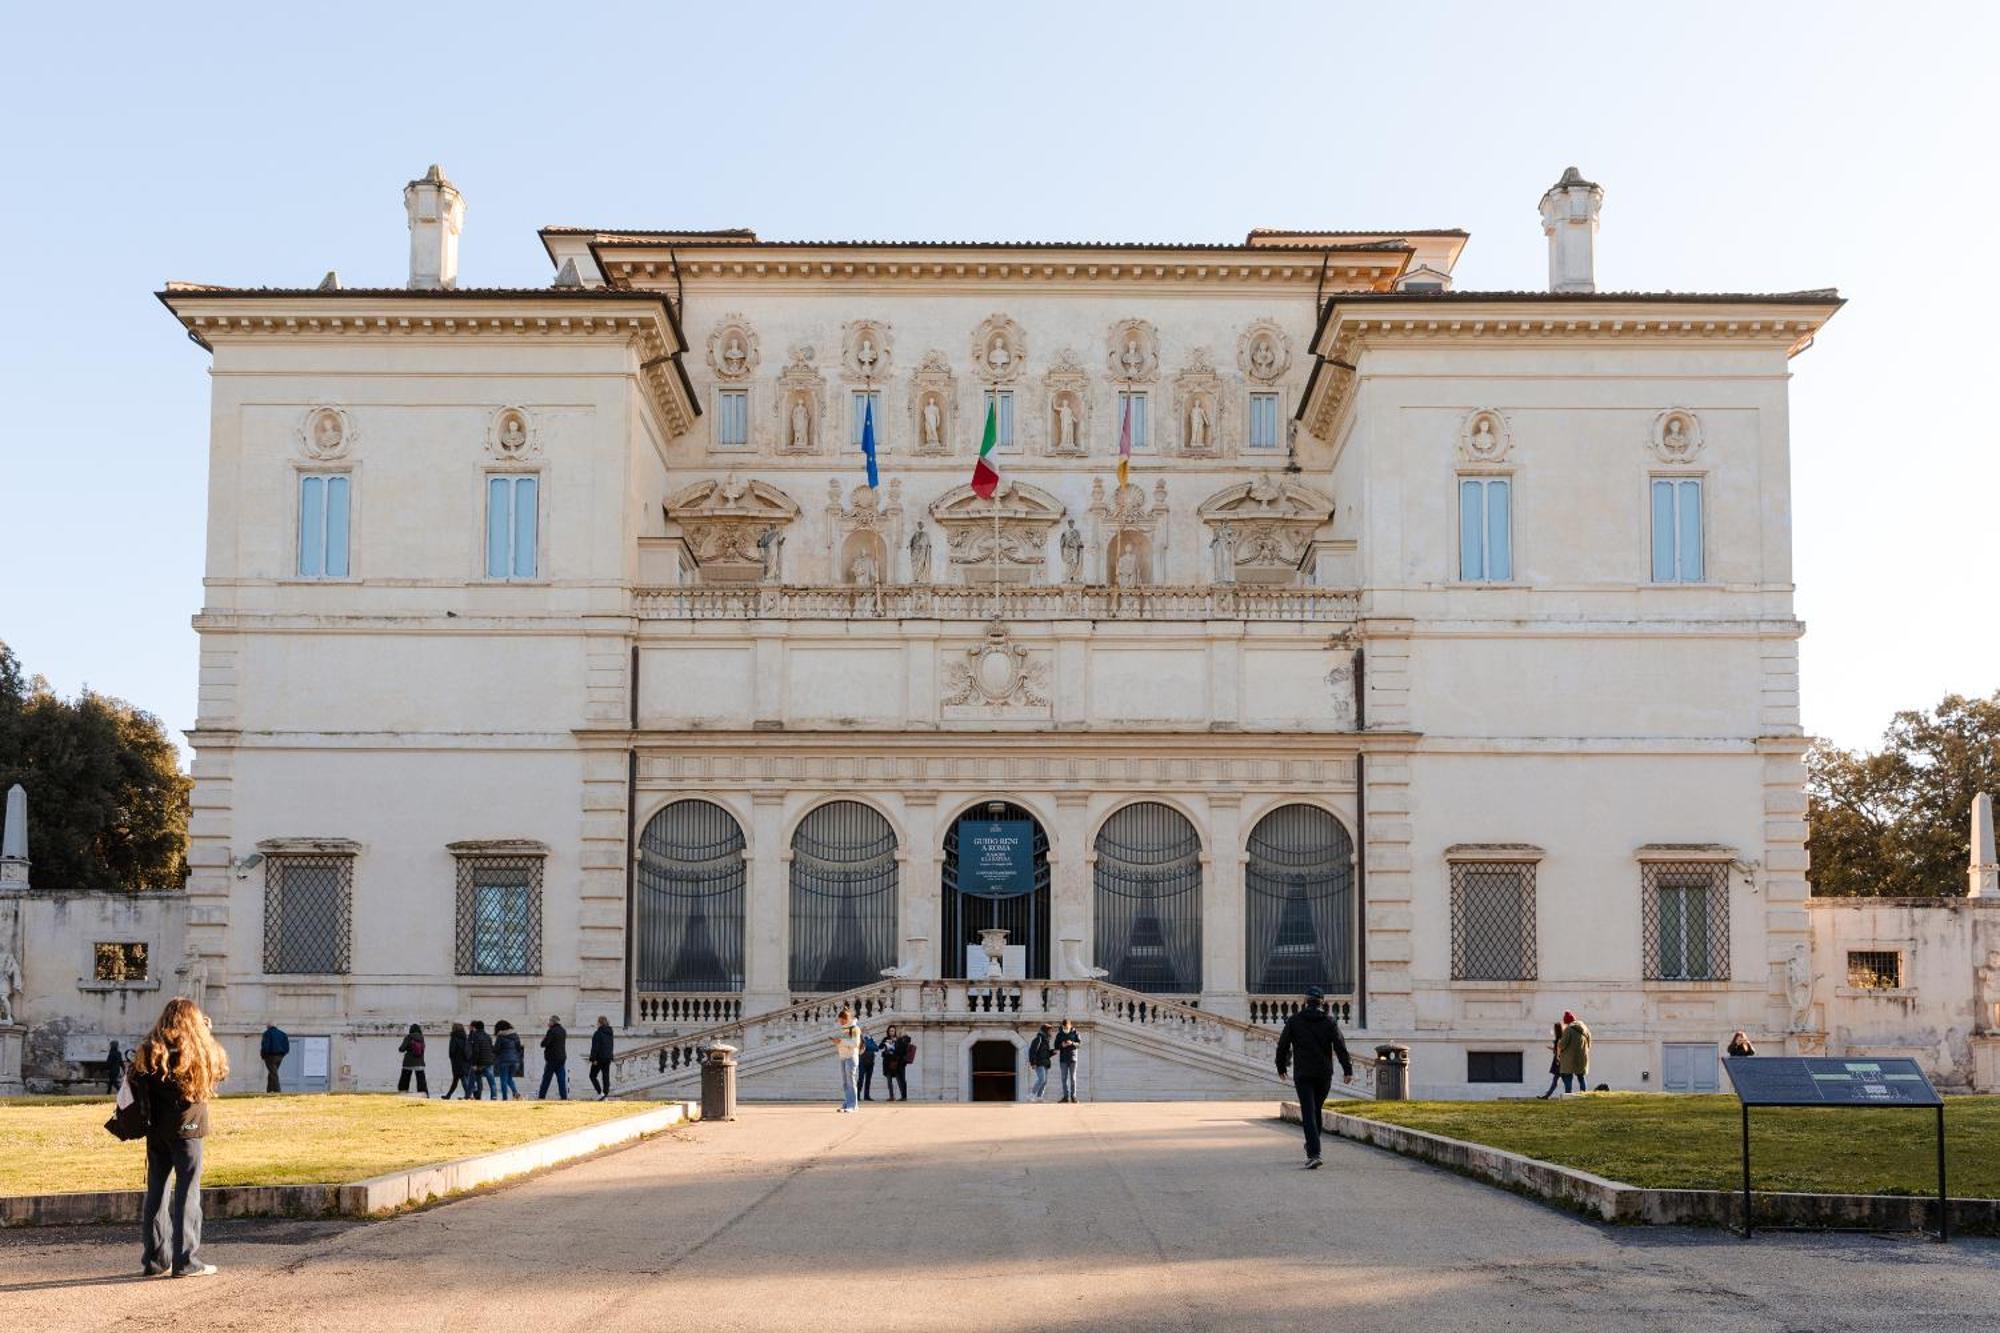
[1246,804,1354,995]
[790,801,899,993]
[1093,802,1202,994]
[635,800,746,993]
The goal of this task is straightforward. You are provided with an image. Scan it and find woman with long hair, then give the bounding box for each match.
[128,995,229,1277]
[1536,1019,1564,1099]
[442,1021,469,1099]
[829,1007,861,1112]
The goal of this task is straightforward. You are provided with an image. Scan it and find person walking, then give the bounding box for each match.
[396,1024,430,1096]
[538,1016,570,1100]
[588,1016,615,1100]
[1053,1018,1083,1103]
[1726,1031,1757,1059]
[1027,1024,1054,1102]
[105,1040,124,1095]
[441,1021,469,1100]
[466,1019,496,1100]
[128,996,229,1277]
[857,1031,878,1101]
[830,1007,862,1112]
[1275,985,1353,1169]
[493,1021,524,1101]
[258,1023,289,1093]
[1535,1019,1565,1099]
[1555,1010,1592,1095]
[879,1025,912,1101]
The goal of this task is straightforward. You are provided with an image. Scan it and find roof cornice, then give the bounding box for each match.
[155,287,700,436]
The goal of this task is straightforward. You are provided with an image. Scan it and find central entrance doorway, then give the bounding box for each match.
[942,801,1051,980]
[969,1040,1019,1101]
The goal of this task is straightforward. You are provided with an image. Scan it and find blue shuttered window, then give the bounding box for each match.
[716,389,749,449]
[983,389,1016,451]
[1249,392,1281,450]
[1651,478,1704,582]
[485,474,539,579]
[1116,390,1149,450]
[296,474,350,578]
[1458,476,1512,582]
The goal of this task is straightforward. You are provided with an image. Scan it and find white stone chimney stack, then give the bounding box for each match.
[1971,792,1996,898]
[1539,166,1603,294]
[404,164,465,291]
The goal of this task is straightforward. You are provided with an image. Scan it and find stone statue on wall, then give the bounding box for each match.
[498,412,527,454]
[790,399,811,450]
[312,412,343,454]
[857,337,879,375]
[1120,335,1145,380]
[1060,520,1084,583]
[1188,397,1210,450]
[1116,543,1138,588]
[1978,950,2000,1033]
[923,397,943,448]
[986,336,1011,376]
[1210,524,1238,584]
[850,547,879,586]
[1251,335,1277,380]
[757,526,785,583]
[1056,397,1077,452]
[0,946,20,1025]
[909,525,932,584]
[1785,943,1816,1030]
[722,335,748,375]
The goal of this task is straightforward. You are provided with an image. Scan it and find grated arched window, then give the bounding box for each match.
[790,801,899,993]
[636,800,746,993]
[1246,804,1354,995]
[1093,802,1202,994]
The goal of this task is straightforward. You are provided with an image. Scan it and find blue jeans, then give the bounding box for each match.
[471,1066,496,1099]
[497,1064,520,1100]
[141,1135,204,1274]
[840,1057,858,1110]
[1560,1072,1587,1094]
[539,1062,569,1099]
[1059,1062,1077,1100]
[1032,1065,1049,1099]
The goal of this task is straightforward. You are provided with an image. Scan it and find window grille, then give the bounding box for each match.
[454,852,544,976]
[1449,860,1537,981]
[1467,1051,1523,1083]
[789,801,898,992]
[1093,802,1203,993]
[93,942,148,982]
[263,854,353,974]
[1246,804,1353,995]
[1642,860,1730,981]
[637,799,747,992]
[1846,950,1903,990]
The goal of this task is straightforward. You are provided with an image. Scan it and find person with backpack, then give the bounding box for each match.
[466,1019,496,1100]
[258,1023,289,1093]
[120,996,229,1277]
[1027,1024,1055,1102]
[1275,985,1353,1169]
[857,1031,879,1101]
[588,1016,615,1100]
[493,1021,525,1100]
[1053,1019,1083,1103]
[538,1015,570,1100]
[442,1021,469,1100]
[396,1023,429,1096]
[879,1024,913,1101]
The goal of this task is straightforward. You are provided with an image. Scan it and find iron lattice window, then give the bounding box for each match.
[1847,950,1903,990]
[455,854,544,976]
[1642,860,1730,981]
[264,854,353,975]
[1467,1051,1524,1084]
[93,942,148,982]
[1449,861,1537,981]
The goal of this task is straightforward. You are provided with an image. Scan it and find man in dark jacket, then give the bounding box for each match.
[588,1017,615,1100]
[1275,986,1352,1168]
[1053,1019,1083,1103]
[466,1020,496,1099]
[1027,1024,1054,1102]
[538,1016,570,1099]
[259,1024,290,1093]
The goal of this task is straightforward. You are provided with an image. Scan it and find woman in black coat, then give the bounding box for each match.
[441,1021,469,1100]
[396,1024,429,1096]
[1535,1019,1563,1099]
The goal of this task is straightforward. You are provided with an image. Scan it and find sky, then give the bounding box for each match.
[2,2,1995,762]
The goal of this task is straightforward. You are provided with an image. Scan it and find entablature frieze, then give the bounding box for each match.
[629,744,1370,793]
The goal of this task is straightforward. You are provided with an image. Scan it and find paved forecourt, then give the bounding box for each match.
[2,1101,1997,1332]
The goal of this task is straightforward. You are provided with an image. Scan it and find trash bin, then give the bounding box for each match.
[1373,1044,1410,1101]
[700,1043,738,1122]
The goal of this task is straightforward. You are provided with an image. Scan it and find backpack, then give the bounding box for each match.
[104,1070,151,1142]
[903,1038,916,1065]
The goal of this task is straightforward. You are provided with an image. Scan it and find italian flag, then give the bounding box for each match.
[971,396,1001,498]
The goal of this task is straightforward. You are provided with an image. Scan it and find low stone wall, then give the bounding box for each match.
[1,1102,695,1228]
[1278,1102,2000,1235]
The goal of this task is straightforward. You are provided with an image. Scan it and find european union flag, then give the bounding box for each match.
[861,395,880,490]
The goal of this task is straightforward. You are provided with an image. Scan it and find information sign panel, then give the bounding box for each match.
[957,820,1034,898]
[1724,1057,1942,1107]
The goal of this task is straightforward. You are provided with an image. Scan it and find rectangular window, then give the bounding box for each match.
[1847,950,1903,990]
[1449,860,1537,981]
[1642,860,1730,981]
[715,389,749,449]
[263,854,353,975]
[296,473,351,578]
[1650,477,1704,582]
[982,389,1016,451]
[454,853,545,976]
[1116,390,1150,450]
[485,474,539,579]
[1662,1042,1721,1092]
[93,942,149,982]
[1467,1051,1524,1084]
[1458,476,1513,582]
[851,390,884,450]
[1249,392,1281,450]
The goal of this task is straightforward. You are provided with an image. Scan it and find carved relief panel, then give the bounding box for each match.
[774,344,826,454]
[1197,476,1334,586]
[487,406,540,461]
[1171,349,1229,456]
[1237,320,1291,385]
[930,478,1065,585]
[971,315,1026,385]
[1041,349,1092,458]
[1648,407,1704,464]
[664,475,802,584]
[908,350,957,456]
[707,316,761,381]
[299,405,353,460]
[841,320,892,383]
[1089,476,1170,586]
[941,617,1052,722]
[1458,408,1514,466]
[826,478,904,586]
[1107,319,1160,384]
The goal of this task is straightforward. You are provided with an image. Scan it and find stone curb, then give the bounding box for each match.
[1278,1102,2000,1234]
[1,1101,697,1228]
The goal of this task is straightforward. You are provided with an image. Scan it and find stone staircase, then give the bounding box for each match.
[607,979,1376,1102]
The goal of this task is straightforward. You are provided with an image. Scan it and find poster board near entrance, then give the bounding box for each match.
[958,820,1034,898]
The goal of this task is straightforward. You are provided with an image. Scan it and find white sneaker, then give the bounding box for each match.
[174,1263,218,1278]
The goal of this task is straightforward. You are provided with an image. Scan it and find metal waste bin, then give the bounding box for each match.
[1373,1044,1410,1101]
[701,1043,738,1122]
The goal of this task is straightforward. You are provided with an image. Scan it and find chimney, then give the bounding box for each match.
[404,164,465,291]
[1538,166,1603,294]
[1972,792,1996,898]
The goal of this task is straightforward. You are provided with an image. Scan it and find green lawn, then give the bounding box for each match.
[1338,1094,2000,1198]
[0,1094,663,1195]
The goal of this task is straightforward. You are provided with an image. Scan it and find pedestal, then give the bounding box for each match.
[0,1024,25,1095]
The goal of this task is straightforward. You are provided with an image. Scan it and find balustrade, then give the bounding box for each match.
[635,992,743,1028]
[1247,996,1354,1027]
[634,583,1358,624]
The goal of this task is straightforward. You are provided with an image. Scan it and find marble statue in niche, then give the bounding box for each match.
[910,524,932,584]
[1250,335,1277,380]
[498,410,527,454]
[1662,416,1691,456]
[1060,519,1084,583]
[923,396,943,448]
[1188,397,1210,450]
[986,335,1012,376]
[722,335,748,375]
[1056,396,1077,451]
[310,409,344,456]
[857,336,879,375]
[1210,524,1238,583]
[790,399,811,450]
[1120,335,1146,380]
[757,526,785,583]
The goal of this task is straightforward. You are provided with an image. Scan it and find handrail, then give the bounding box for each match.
[608,980,896,1083]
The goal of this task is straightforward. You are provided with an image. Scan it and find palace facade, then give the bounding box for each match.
[103,165,1890,1099]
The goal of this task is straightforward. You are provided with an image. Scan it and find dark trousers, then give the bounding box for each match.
[589,1060,611,1096]
[141,1136,204,1273]
[442,1062,466,1098]
[884,1067,907,1100]
[263,1054,284,1092]
[857,1061,875,1098]
[539,1062,569,1099]
[1293,1072,1333,1159]
[397,1068,429,1094]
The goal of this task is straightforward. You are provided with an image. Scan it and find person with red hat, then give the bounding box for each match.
[1554,1010,1592,1095]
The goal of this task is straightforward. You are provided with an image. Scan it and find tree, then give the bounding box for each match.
[1806,691,2000,897]
[0,640,190,892]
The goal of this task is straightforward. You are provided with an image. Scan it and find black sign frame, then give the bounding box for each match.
[1722,1056,1949,1242]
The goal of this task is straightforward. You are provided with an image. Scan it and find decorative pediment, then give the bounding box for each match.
[841,320,892,382]
[707,315,760,381]
[1042,349,1092,457]
[1197,476,1334,585]
[1107,318,1160,384]
[1238,320,1291,384]
[972,314,1026,385]
[930,478,1065,584]
[664,475,801,584]
[1171,349,1229,456]
[774,344,826,454]
[908,350,957,456]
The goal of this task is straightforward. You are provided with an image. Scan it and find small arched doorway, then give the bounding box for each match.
[942,801,1051,980]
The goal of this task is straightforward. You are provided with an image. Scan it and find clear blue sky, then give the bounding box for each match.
[3,2,1994,759]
